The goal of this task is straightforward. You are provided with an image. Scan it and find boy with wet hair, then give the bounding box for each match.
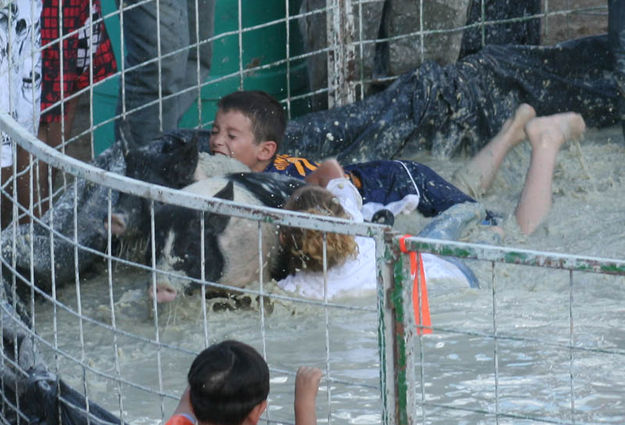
[210,91,287,172]
[166,340,322,425]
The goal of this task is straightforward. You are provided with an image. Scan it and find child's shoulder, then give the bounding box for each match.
[326,178,363,221]
[265,154,320,177]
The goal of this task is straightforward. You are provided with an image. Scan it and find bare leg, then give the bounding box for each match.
[453,104,536,198]
[515,112,586,235]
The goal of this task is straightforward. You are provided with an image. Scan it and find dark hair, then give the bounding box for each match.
[188,340,270,425]
[281,185,358,274]
[217,90,286,151]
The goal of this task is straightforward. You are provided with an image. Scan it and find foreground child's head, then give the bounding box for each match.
[188,340,269,425]
[280,185,358,275]
[210,91,286,172]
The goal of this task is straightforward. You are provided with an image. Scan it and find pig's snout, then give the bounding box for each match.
[148,282,178,303]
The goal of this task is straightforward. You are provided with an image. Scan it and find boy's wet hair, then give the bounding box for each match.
[281,185,358,275]
[218,90,286,151]
[188,340,269,425]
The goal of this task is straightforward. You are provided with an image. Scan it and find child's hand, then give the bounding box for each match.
[294,367,323,425]
[295,366,322,402]
[305,159,344,187]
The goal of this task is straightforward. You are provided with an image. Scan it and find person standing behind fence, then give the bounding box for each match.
[609,0,625,137]
[115,0,215,149]
[0,0,42,228]
[33,0,116,218]
[165,340,322,425]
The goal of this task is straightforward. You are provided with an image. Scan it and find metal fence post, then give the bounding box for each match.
[326,0,357,108]
[380,230,415,425]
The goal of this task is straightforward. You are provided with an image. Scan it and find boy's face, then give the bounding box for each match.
[210,109,274,172]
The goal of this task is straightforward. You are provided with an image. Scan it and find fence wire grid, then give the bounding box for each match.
[0,1,622,425]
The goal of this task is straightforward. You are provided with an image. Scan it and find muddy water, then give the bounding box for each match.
[34,127,625,424]
[33,269,383,425]
[401,126,625,256]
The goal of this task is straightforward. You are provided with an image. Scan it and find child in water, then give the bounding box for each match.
[165,340,322,425]
[276,101,586,298]
[207,89,587,297]
[278,173,376,299]
[209,90,586,236]
[276,159,475,298]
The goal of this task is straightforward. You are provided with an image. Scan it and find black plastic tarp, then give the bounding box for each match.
[23,368,123,425]
[283,35,619,162]
[459,0,541,57]
[0,284,123,425]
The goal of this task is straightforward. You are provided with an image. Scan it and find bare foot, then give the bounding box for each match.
[514,112,586,235]
[525,112,586,153]
[494,103,537,150]
[451,104,536,198]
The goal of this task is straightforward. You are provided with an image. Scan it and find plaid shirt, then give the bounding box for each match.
[40,0,116,122]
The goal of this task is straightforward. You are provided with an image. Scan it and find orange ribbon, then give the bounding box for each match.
[400,235,432,335]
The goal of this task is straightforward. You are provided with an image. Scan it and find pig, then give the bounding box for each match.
[108,131,249,240]
[149,172,306,303]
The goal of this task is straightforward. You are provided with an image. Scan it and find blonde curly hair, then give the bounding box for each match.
[280,185,358,275]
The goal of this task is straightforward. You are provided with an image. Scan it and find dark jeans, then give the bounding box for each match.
[115,0,215,148]
[609,0,625,135]
[343,160,476,217]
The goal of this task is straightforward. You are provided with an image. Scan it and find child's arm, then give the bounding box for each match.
[294,367,323,425]
[165,386,198,425]
[305,159,344,188]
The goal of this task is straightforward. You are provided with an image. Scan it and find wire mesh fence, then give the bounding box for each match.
[0,1,620,424]
[389,235,625,424]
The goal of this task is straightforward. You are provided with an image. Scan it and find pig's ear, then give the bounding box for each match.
[118,120,134,156]
[123,148,138,172]
[163,138,200,188]
[213,181,235,201]
[204,181,235,234]
[204,211,232,235]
